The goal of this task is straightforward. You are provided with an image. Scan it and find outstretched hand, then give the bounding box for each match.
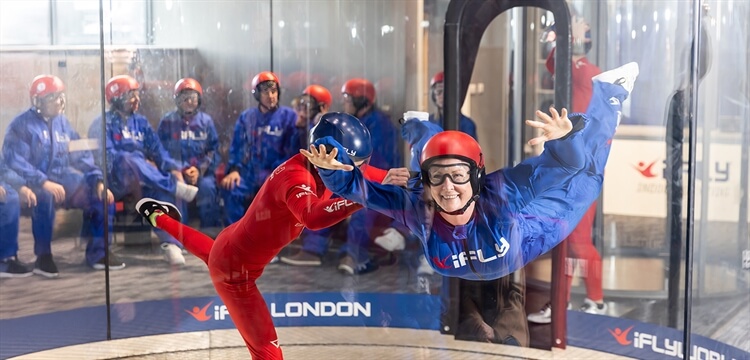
[525,107,573,146]
[300,144,354,171]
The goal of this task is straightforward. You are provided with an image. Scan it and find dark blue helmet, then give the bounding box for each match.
[309,112,372,162]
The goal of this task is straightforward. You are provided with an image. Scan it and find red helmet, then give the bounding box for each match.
[174,77,203,97]
[30,75,65,98]
[105,75,140,103]
[341,78,376,104]
[251,71,280,89]
[430,71,444,87]
[249,71,280,101]
[303,84,332,108]
[420,131,485,194]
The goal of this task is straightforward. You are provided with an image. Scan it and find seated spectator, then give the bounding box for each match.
[282,78,402,275]
[0,156,34,278]
[88,75,198,266]
[292,84,333,149]
[3,75,123,276]
[157,78,222,237]
[220,71,297,225]
[428,71,478,140]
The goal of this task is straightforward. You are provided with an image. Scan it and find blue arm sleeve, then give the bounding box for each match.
[314,136,424,235]
[401,119,443,172]
[492,114,589,215]
[0,158,27,190]
[143,120,180,173]
[156,117,188,170]
[2,120,47,188]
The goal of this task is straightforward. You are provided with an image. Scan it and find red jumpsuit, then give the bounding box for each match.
[155,153,385,359]
[546,48,604,302]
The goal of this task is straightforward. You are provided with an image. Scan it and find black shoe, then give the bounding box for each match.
[135,197,182,226]
[33,254,59,278]
[338,256,379,275]
[92,252,126,271]
[0,257,33,278]
[502,335,521,347]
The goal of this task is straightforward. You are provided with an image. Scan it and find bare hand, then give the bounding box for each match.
[171,169,185,183]
[525,107,573,145]
[19,186,37,207]
[184,166,200,185]
[0,186,5,202]
[300,144,353,171]
[220,171,241,190]
[96,183,115,204]
[382,167,410,187]
[42,180,66,204]
[572,16,591,43]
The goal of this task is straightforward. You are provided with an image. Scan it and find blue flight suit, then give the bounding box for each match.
[315,79,628,280]
[3,109,115,266]
[88,110,183,247]
[0,159,24,260]
[157,110,221,230]
[222,106,297,224]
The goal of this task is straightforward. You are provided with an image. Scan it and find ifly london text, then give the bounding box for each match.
[207,301,372,321]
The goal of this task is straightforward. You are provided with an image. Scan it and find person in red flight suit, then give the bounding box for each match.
[527,15,607,325]
[135,112,409,359]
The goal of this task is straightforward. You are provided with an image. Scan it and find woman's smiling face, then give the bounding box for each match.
[426,158,473,213]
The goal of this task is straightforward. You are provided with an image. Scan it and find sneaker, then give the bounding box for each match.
[338,255,379,275]
[580,298,608,315]
[527,303,552,324]
[92,252,126,271]
[592,62,640,94]
[416,254,435,276]
[135,197,182,226]
[280,250,322,266]
[175,182,199,202]
[416,275,431,294]
[527,302,573,324]
[33,254,59,278]
[374,228,406,251]
[0,257,33,278]
[161,243,186,266]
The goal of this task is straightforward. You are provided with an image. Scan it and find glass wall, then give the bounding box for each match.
[0,0,747,359]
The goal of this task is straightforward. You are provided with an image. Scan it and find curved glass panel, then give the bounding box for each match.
[0,1,747,359]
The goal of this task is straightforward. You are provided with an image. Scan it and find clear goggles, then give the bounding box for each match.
[425,163,472,186]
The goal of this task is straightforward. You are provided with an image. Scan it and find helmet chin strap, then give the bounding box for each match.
[259,102,277,113]
[434,194,478,215]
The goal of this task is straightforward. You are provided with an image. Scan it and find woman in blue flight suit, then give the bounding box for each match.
[303,62,639,281]
[157,78,221,235]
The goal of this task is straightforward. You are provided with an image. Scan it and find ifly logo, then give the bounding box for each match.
[185,301,214,322]
[185,302,233,321]
[324,199,355,213]
[450,238,510,269]
[633,160,660,178]
[608,325,634,345]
